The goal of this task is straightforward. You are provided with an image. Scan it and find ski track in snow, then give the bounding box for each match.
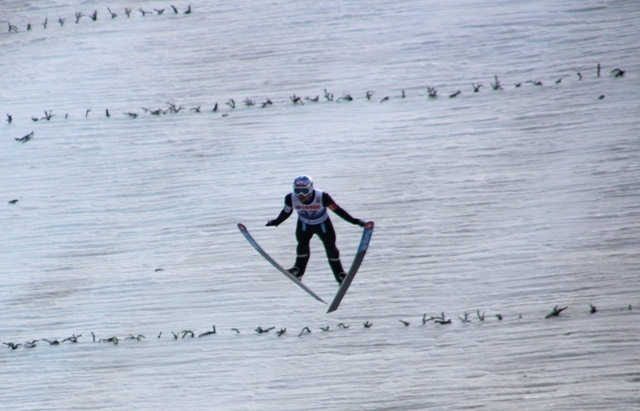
[1,1,639,410]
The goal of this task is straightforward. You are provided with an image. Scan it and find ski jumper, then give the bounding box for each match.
[268,190,362,283]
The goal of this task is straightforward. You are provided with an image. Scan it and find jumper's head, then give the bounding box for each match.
[293,175,314,198]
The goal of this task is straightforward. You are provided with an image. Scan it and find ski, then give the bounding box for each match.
[237,223,327,304]
[327,221,375,313]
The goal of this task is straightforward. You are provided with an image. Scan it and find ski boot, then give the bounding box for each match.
[287,267,303,280]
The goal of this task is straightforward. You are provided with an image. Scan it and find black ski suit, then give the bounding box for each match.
[266,190,364,283]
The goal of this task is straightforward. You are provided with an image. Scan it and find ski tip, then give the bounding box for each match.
[365,221,374,229]
[237,223,247,231]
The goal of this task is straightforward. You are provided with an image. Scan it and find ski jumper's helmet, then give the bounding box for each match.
[293,175,314,196]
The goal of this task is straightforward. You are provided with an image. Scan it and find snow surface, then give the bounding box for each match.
[1,1,639,410]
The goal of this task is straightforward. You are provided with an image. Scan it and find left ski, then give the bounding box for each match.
[237,223,327,304]
[327,221,374,313]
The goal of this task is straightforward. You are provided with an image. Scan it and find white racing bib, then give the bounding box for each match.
[292,189,328,225]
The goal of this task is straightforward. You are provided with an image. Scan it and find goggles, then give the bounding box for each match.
[294,188,312,196]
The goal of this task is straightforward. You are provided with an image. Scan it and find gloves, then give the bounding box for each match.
[354,219,365,227]
[266,220,278,227]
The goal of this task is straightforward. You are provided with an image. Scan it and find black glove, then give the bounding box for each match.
[266,220,278,227]
[354,219,365,227]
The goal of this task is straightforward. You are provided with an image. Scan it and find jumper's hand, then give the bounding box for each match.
[266,220,278,227]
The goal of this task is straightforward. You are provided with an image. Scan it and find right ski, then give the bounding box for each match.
[237,223,327,304]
